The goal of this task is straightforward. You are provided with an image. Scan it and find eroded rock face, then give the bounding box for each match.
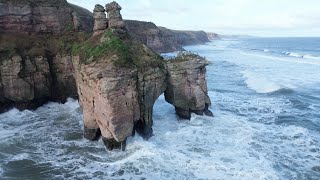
[105,1,125,29]
[125,20,210,53]
[93,4,107,35]
[73,55,140,144]
[72,29,167,149]
[0,54,77,112]
[135,53,167,139]
[165,52,213,119]
[0,0,93,33]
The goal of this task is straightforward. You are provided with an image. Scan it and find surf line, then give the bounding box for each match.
[240,52,320,66]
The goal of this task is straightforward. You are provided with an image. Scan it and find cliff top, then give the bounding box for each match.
[0,0,68,5]
[72,30,163,68]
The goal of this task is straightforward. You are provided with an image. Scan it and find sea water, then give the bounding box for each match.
[0,37,320,179]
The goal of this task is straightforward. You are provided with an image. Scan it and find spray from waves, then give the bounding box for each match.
[241,70,287,94]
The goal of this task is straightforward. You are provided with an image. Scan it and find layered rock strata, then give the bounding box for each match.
[0,0,93,34]
[0,53,77,112]
[165,52,213,119]
[93,4,107,36]
[125,20,210,53]
[105,1,125,29]
[0,0,91,112]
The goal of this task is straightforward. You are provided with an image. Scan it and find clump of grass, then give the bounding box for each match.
[72,30,133,67]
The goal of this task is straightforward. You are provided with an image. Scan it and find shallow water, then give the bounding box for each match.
[0,38,320,179]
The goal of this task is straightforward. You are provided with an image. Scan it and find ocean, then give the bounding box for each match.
[0,37,320,179]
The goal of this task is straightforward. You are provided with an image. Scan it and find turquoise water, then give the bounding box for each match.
[0,38,319,179]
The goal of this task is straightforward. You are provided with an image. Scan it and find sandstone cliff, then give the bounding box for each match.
[0,0,92,112]
[0,0,93,33]
[125,20,210,53]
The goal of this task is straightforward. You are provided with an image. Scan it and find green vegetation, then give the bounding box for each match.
[169,52,202,62]
[0,32,91,61]
[72,30,133,67]
[64,23,74,33]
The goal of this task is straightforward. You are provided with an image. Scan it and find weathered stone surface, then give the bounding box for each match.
[50,54,78,101]
[135,62,167,139]
[105,1,125,29]
[0,53,77,112]
[72,54,140,143]
[0,0,93,33]
[0,55,50,111]
[165,52,213,119]
[93,4,105,12]
[93,4,107,35]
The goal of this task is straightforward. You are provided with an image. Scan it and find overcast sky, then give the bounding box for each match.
[67,0,320,37]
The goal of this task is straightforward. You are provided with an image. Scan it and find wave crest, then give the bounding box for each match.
[242,70,288,94]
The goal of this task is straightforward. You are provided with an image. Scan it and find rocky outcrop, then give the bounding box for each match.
[206,32,220,40]
[105,1,125,29]
[165,52,213,119]
[0,0,93,33]
[93,4,107,36]
[72,2,212,151]
[125,20,210,53]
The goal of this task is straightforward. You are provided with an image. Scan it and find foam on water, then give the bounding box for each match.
[240,52,320,66]
[242,70,283,93]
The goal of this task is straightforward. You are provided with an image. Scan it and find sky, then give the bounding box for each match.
[67,0,320,37]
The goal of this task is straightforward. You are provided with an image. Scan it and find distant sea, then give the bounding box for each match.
[0,37,319,179]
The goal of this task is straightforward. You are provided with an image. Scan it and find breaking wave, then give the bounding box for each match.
[242,70,288,94]
[282,51,319,59]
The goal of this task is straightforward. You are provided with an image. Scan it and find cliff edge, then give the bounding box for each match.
[125,20,210,53]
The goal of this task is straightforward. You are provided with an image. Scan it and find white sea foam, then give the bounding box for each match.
[10,153,30,161]
[302,54,318,59]
[240,52,320,66]
[288,52,302,58]
[242,70,283,93]
[281,51,319,59]
[263,49,270,52]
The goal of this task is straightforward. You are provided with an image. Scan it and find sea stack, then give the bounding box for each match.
[165,52,213,119]
[72,1,214,151]
[93,4,108,35]
[105,1,126,29]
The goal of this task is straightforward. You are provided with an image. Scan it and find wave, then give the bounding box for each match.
[242,70,289,94]
[240,52,320,66]
[248,48,319,60]
[263,49,270,52]
[281,51,319,59]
